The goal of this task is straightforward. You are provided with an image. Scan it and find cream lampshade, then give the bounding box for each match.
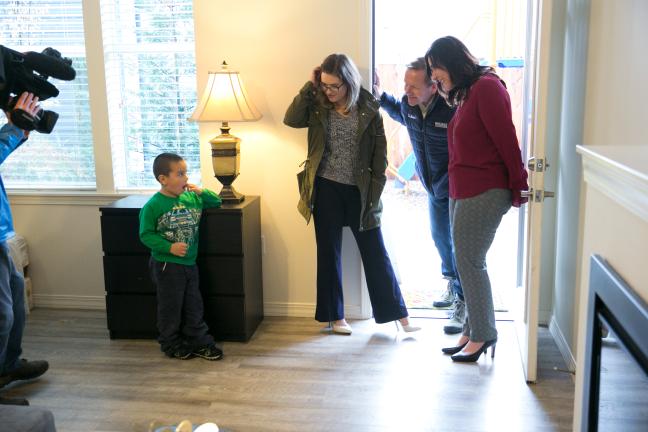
[189,61,262,203]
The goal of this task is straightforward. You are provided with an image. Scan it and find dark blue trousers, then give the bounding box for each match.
[149,258,214,353]
[428,195,464,300]
[313,176,408,324]
[0,242,24,375]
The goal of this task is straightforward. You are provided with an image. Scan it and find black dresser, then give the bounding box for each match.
[99,195,263,342]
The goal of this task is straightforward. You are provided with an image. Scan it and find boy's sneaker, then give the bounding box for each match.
[165,344,194,360]
[433,279,456,308]
[193,344,223,361]
[0,359,49,388]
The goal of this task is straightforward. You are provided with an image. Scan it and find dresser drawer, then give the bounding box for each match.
[106,294,157,338]
[197,256,244,296]
[101,213,148,254]
[103,255,155,294]
[203,296,245,340]
[199,212,242,255]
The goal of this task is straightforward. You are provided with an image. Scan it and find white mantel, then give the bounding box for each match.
[577,145,648,223]
[573,144,648,431]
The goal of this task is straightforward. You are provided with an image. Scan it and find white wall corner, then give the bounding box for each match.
[549,315,577,372]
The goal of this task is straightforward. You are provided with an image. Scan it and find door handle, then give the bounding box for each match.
[520,188,555,202]
[527,158,549,172]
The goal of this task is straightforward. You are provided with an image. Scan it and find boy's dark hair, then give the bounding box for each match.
[153,152,183,182]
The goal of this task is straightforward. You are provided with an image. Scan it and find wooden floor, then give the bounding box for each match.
[4,309,575,432]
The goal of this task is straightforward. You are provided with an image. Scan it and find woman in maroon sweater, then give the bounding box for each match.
[425,36,528,362]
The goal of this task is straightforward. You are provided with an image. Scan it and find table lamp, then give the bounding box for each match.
[189,61,262,203]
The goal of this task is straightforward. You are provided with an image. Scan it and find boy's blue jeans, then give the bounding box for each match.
[0,241,25,376]
[149,258,214,354]
[428,195,464,299]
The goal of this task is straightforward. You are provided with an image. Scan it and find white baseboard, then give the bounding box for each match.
[34,294,105,310]
[263,302,314,317]
[549,315,576,372]
[31,296,366,321]
[263,302,365,320]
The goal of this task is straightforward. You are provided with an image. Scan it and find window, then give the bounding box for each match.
[0,0,200,190]
[101,0,200,189]
[0,0,95,188]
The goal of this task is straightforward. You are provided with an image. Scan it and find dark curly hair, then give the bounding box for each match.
[424,36,497,107]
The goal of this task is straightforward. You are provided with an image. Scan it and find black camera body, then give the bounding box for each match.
[0,45,76,134]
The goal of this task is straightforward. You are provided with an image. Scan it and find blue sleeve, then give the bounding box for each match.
[379,92,406,126]
[0,123,27,165]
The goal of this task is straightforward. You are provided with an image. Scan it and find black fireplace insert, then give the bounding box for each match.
[581,255,648,431]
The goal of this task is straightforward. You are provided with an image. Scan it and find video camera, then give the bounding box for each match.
[0,45,76,134]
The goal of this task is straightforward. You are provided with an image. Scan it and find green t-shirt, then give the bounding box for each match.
[139,189,222,265]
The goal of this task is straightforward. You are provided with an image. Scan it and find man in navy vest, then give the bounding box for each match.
[375,58,464,334]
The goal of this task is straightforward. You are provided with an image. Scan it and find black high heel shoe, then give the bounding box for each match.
[450,338,497,362]
[441,341,468,355]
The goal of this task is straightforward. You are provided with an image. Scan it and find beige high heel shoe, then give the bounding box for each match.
[394,319,421,333]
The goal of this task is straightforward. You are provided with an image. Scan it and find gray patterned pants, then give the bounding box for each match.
[449,188,511,342]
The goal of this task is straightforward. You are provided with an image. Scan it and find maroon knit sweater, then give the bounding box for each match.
[447,74,528,207]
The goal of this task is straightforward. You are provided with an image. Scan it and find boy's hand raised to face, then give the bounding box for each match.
[184,183,202,195]
[170,242,188,257]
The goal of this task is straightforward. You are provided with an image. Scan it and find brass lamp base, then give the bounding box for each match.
[216,177,245,204]
[210,121,245,204]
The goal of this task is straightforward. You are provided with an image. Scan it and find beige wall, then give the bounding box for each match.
[576,0,648,349]
[572,1,648,430]
[583,0,648,146]
[192,0,372,316]
[12,202,107,308]
[10,0,374,317]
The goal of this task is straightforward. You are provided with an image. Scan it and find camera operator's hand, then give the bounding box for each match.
[5,92,40,137]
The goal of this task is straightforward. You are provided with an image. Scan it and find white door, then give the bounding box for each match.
[515,0,556,383]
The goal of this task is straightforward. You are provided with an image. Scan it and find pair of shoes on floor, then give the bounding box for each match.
[0,395,29,406]
[0,359,49,388]
[193,344,224,361]
[443,298,466,335]
[433,278,457,308]
[451,338,497,362]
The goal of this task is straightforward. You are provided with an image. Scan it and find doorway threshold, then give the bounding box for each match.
[408,307,514,322]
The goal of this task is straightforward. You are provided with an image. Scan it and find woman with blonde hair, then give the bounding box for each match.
[284,53,419,335]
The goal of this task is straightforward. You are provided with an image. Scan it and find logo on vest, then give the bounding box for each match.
[435,122,448,128]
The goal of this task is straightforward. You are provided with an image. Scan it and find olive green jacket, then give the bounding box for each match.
[284,81,387,231]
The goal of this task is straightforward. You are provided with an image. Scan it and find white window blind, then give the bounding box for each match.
[0,0,95,188]
[100,0,200,189]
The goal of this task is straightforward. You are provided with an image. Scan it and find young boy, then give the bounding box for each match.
[139,152,223,360]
